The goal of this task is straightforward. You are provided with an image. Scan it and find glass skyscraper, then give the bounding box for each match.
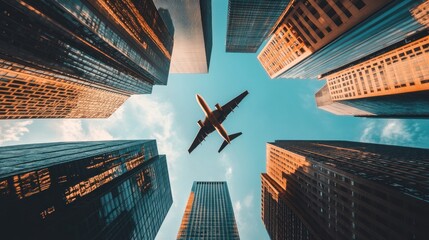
[153,0,213,73]
[261,140,429,240]
[226,0,290,53]
[177,181,240,239]
[0,0,173,119]
[258,0,427,79]
[0,140,172,239]
[316,30,429,118]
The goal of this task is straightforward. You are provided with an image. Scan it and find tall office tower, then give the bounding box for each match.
[177,181,240,239]
[153,0,212,73]
[412,0,429,28]
[261,140,429,240]
[0,0,173,119]
[258,0,427,79]
[226,0,290,53]
[315,30,429,118]
[0,140,173,239]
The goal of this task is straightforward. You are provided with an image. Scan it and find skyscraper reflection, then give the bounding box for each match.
[0,140,172,240]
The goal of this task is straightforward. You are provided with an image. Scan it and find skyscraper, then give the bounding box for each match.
[261,140,429,240]
[258,0,427,79]
[316,30,429,118]
[153,0,212,73]
[226,0,290,53]
[0,140,173,239]
[177,181,240,239]
[0,0,173,119]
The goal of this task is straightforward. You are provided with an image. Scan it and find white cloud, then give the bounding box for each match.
[244,193,254,208]
[219,153,234,180]
[49,96,183,167]
[360,121,375,143]
[0,120,33,145]
[234,201,242,213]
[225,167,233,180]
[129,96,181,165]
[56,119,113,141]
[359,119,423,146]
[381,119,412,143]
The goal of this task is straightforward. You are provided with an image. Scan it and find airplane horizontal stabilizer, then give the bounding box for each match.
[218,132,242,153]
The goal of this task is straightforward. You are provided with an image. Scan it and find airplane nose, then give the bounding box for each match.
[196,94,202,102]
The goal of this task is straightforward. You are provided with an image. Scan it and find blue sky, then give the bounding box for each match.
[1,1,429,239]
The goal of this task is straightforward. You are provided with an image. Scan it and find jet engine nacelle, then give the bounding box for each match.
[215,103,222,111]
[197,120,204,128]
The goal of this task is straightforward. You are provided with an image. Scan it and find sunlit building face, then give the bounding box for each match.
[258,0,427,79]
[316,31,429,117]
[0,140,173,240]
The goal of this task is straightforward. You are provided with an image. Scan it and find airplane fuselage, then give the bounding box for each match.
[196,94,230,143]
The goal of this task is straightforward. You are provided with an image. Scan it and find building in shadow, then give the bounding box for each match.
[261,140,429,240]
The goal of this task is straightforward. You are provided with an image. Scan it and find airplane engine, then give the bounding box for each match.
[215,103,222,111]
[197,120,204,128]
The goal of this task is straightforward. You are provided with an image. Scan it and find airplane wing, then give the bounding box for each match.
[188,125,214,153]
[216,90,249,123]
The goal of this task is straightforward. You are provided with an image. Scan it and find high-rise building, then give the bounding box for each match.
[177,181,240,239]
[258,0,427,79]
[411,0,429,28]
[261,140,429,240]
[226,0,290,53]
[0,0,173,119]
[153,0,212,73]
[316,30,429,118]
[0,140,173,239]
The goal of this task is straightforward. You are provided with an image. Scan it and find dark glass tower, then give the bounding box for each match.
[177,181,240,239]
[0,0,173,119]
[262,140,429,240]
[0,140,173,240]
[226,0,290,53]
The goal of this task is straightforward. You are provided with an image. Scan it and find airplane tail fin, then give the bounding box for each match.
[218,132,242,153]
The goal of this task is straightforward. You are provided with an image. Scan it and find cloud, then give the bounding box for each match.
[359,119,428,146]
[381,120,412,143]
[219,153,234,180]
[225,167,233,180]
[55,119,113,141]
[233,192,256,236]
[128,96,182,165]
[244,194,254,208]
[0,120,33,145]
[234,201,242,213]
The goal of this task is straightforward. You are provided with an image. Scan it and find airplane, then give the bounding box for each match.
[188,90,249,153]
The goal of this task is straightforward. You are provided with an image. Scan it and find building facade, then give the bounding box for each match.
[316,30,429,118]
[0,0,173,119]
[258,0,427,79]
[261,140,429,240]
[0,140,173,239]
[226,0,290,53]
[177,181,240,239]
[153,0,212,73]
